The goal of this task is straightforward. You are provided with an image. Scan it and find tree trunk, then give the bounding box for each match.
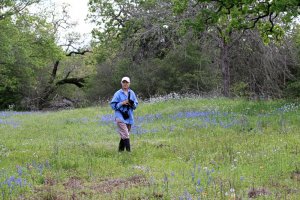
[37,56,88,110]
[38,85,57,109]
[220,40,230,97]
[37,60,60,109]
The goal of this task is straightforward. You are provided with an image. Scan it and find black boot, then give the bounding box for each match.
[124,138,131,152]
[118,139,125,152]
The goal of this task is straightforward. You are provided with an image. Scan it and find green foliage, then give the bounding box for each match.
[172,0,188,14]
[294,25,300,56]
[284,81,300,98]
[0,12,64,110]
[0,19,24,108]
[155,42,219,94]
[139,0,158,9]
[89,0,136,42]
[172,0,300,42]
[0,0,41,18]
[282,25,300,99]
[231,81,251,98]
[90,38,220,100]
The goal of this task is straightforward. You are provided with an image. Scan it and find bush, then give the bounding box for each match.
[231,81,252,98]
[284,80,300,98]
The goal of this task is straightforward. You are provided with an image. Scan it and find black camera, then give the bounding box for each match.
[122,111,129,120]
[129,99,134,107]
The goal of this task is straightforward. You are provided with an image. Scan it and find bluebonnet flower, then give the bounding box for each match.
[16,166,22,176]
[197,165,201,173]
[130,125,159,135]
[196,186,203,193]
[15,178,22,187]
[6,176,15,188]
[183,190,192,200]
[0,119,20,128]
[0,111,40,127]
[207,176,212,185]
[45,160,50,168]
[170,125,175,132]
[206,169,210,176]
[136,113,163,123]
[197,178,201,186]
[38,164,43,175]
[8,176,15,183]
[191,172,195,182]
[163,173,168,183]
[162,125,176,132]
[98,114,114,125]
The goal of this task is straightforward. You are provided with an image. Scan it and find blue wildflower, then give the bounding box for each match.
[163,174,168,183]
[197,178,201,186]
[15,178,22,187]
[191,172,195,182]
[16,166,22,176]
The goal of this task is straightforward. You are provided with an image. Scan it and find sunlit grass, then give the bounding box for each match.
[0,97,299,199]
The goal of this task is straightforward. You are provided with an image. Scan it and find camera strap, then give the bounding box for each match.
[112,90,131,113]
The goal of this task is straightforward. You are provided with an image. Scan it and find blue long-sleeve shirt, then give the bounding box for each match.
[110,89,138,124]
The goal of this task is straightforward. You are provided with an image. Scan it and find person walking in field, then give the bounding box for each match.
[110,77,138,152]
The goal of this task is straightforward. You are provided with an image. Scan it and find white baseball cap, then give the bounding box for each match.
[121,77,130,83]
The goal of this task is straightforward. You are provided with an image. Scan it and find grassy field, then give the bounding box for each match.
[0,97,299,199]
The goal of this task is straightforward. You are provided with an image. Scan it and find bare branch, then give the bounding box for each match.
[56,77,86,88]
[66,50,92,56]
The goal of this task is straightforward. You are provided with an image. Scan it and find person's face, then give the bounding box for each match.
[121,81,130,89]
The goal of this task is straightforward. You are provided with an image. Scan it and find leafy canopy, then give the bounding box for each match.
[173,0,300,41]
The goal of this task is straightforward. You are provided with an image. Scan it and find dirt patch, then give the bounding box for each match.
[91,175,148,193]
[248,187,270,198]
[156,143,170,148]
[63,176,84,190]
[44,176,56,186]
[291,171,300,181]
[32,175,148,199]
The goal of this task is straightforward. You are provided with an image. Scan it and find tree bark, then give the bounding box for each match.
[220,40,230,97]
[56,77,85,88]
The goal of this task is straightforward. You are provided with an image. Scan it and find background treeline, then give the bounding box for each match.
[1,0,300,110]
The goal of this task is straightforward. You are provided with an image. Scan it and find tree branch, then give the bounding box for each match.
[66,50,92,56]
[49,60,60,84]
[56,77,86,88]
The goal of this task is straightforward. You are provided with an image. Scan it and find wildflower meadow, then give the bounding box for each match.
[0,97,299,199]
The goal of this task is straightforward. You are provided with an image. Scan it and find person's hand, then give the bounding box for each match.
[122,100,129,105]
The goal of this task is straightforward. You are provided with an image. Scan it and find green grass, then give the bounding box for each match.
[0,98,299,199]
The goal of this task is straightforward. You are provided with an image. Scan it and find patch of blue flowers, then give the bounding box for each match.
[65,117,90,124]
[169,111,222,120]
[0,160,50,199]
[0,111,40,128]
[157,164,216,199]
[169,111,240,129]
[99,102,299,135]
[98,114,115,125]
[131,125,159,135]
[99,110,243,134]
